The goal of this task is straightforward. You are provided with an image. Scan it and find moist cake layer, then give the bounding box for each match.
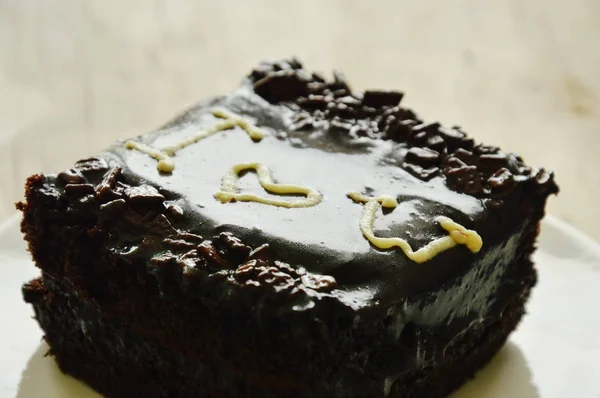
[24,269,533,398]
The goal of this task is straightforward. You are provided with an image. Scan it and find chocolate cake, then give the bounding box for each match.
[18,59,558,398]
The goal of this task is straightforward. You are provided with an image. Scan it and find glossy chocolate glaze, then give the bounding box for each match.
[101,84,490,305]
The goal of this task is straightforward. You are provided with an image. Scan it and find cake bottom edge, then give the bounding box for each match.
[23,263,534,398]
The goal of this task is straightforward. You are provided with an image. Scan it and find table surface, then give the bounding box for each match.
[0,0,598,240]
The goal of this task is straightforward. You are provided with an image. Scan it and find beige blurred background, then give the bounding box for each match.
[0,0,598,240]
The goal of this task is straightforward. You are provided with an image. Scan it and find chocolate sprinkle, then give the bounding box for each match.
[405,147,441,168]
[125,185,165,212]
[197,240,230,269]
[58,168,86,185]
[247,244,271,262]
[479,154,508,172]
[488,168,516,197]
[247,59,558,200]
[362,90,404,108]
[253,71,310,103]
[95,167,122,198]
[64,183,95,198]
[99,199,127,220]
[74,157,111,174]
[446,165,484,195]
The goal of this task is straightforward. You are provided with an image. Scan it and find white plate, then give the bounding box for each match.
[1,214,599,398]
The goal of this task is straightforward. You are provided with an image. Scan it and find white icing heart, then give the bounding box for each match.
[215,162,322,209]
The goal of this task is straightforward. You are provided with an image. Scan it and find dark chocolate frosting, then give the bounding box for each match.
[48,60,557,314]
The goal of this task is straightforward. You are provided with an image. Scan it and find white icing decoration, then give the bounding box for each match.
[124,141,175,172]
[124,108,264,173]
[215,162,322,208]
[347,192,483,263]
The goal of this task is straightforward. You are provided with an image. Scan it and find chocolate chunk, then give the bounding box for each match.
[488,168,516,197]
[162,238,196,251]
[378,115,395,131]
[409,131,429,147]
[287,58,303,69]
[382,106,418,123]
[172,249,204,273]
[404,163,440,181]
[256,266,284,282]
[148,214,177,235]
[64,183,95,198]
[505,154,524,174]
[438,127,474,153]
[330,69,350,92]
[291,117,314,131]
[405,147,441,167]
[362,90,404,108]
[330,117,353,131]
[58,168,86,185]
[452,149,477,165]
[197,240,230,269]
[337,95,362,107]
[444,156,467,171]
[425,135,446,152]
[474,144,500,155]
[486,198,504,209]
[359,106,378,118]
[166,204,184,219]
[231,259,299,295]
[248,244,271,262]
[253,70,309,103]
[292,112,309,123]
[259,273,296,294]
[412,122,441,134]
[533,169,559,194]
[307,82,326,94]
[177,232,205,243]
[208,269,229,281]
[479,154,508,172]
[381,106,401,119]
[150,252,178,267]
[273,60,292,71]
[534,169,553,185]
[461,137,475,151]
[217,232,252,259]
[249,61,274,81]
[234,260,263,281]
[95,167,122,198]
[296,95,328,110]
[438,126,465,140]
[332,88,350,98]
[445,165,484,195]
[350,126,372,138]
[401,118,420,128]
[301,274,338,292]
[384,119,412,141]
[286,102,301,112]
[311,72,326,83]
[275,260,303,277]
[125,185,165,212]
[74,157,110,174]
[99,199,127,220]
[326,103,357,119]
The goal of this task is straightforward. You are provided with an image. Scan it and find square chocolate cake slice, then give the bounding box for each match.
[19,59,558,398]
